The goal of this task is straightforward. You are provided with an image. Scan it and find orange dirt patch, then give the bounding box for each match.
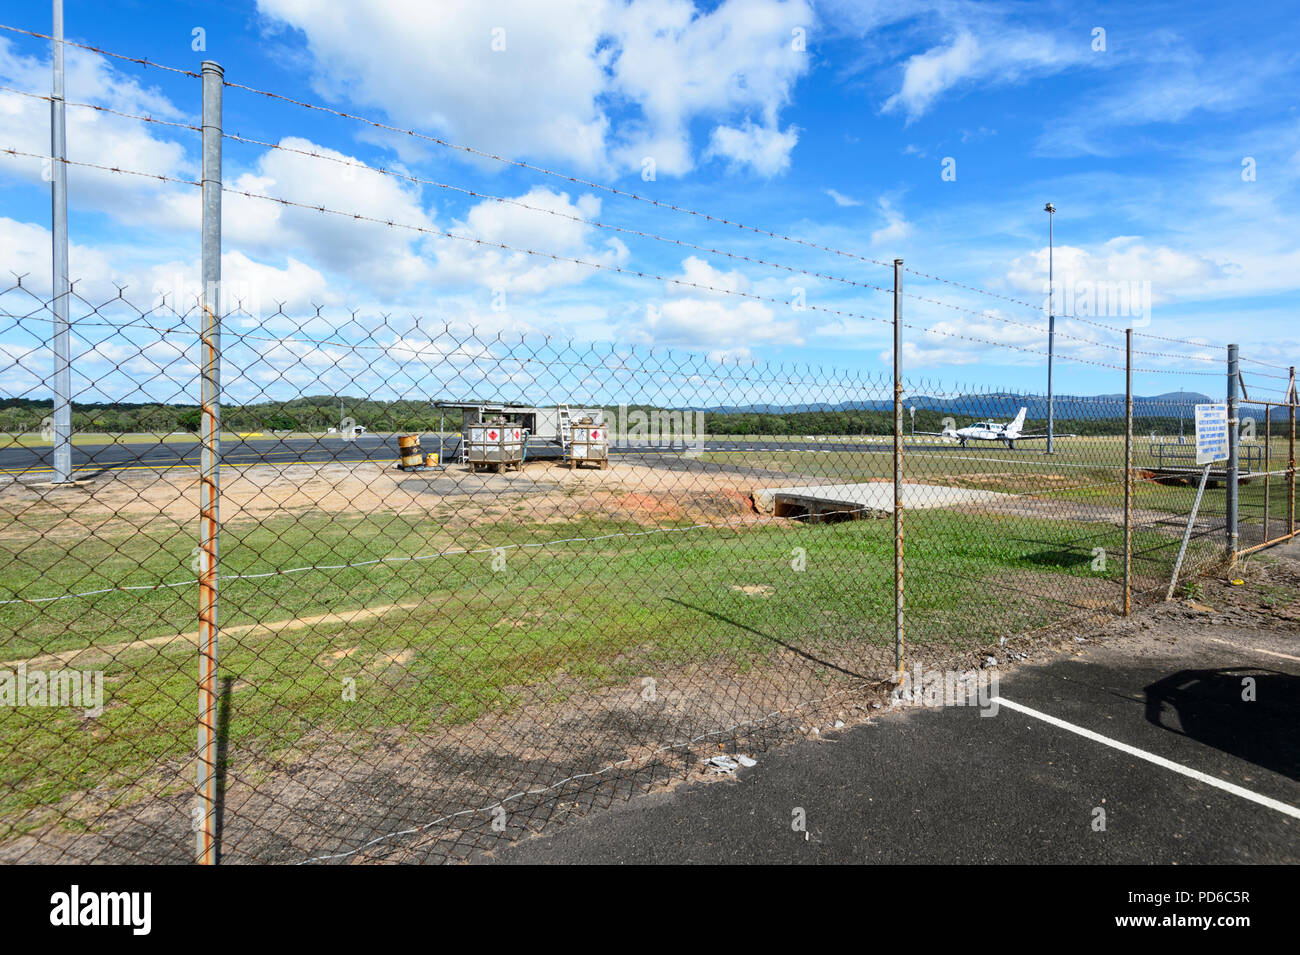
[4,601,423,669]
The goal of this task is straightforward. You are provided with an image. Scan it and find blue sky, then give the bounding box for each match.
[1,0,1297,408]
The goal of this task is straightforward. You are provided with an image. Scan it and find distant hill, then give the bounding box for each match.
[701,391,1213,420]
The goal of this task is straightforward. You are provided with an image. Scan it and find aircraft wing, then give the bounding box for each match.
[1011,431,1078,440]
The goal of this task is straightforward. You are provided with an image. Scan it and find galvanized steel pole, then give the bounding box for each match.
[49,0,72,483]
[1123,329,1132,616]
[1264,405,1271,543]
[1226,344,1239,558]
[893,258,904,681]
[1045,203,1056,455]
[1290,367,1296,537]
[197,59,223,866]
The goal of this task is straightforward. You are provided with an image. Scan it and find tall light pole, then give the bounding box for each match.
[50,0,72,482]
[1044,202,1056,455]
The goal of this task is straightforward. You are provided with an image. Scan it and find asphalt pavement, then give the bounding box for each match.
[486,623,1299,864]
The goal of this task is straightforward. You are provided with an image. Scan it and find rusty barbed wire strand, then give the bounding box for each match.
[0,22,1271,365]
[899,264,1291,369]
[0,164,1227,383]
[0,146,200,186]
[0,22,200,77]
[207,183,1221,377]
[217,130,1244,369]
[0,84,201,132]
[212,75,1277,363]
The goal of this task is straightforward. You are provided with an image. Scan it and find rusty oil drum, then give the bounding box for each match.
[398,433,423,469]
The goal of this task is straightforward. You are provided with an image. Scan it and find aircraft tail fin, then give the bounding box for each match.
[1007,407,1027,437]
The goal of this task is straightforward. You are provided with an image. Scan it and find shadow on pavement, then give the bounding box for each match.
[1144,667,1299,780]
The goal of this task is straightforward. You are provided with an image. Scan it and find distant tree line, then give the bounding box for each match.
[0,396,1290,439]
[0,396,465,434]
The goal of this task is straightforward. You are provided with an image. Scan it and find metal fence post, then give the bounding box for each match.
[1289,367,1296,537]
[1226,344,1239,558]
[49,0,72,483]
[197,59,224,866]
[892,258,904,682]
[1123,329,1132,616]
[1264,405,1271,543]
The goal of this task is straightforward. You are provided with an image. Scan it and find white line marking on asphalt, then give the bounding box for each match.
[995,696,1300,820]
[1203,636,1300,664]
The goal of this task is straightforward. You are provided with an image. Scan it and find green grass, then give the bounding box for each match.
[704,436,1295,523]
[0,505,1143,830]
[6,430,1272,832]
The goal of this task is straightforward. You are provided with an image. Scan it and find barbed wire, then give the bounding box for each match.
[0,21,1280,369]
[2,22,1291,868]
[210,183,1222,377]
[0,150,1244,381]
[214,77,1271,362]
[218,77,909,263]
[0,146,200,186]
[898,266,1291,369]
[220,131,1242,369]
[0,84,200,133]
[0,22,200,78]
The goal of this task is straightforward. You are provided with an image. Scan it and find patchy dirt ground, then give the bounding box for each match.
[4,539,1293,865]
[0,649,890,864]
[2,452,1288,863]
[0,457,797,540]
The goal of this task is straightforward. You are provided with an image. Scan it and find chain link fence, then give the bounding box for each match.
[3,279,1290,863]
[0,24,1296,864]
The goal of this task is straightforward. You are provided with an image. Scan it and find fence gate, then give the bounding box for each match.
[1235,376,1298,556]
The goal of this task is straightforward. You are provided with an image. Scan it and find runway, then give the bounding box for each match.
[0,433,1009,477]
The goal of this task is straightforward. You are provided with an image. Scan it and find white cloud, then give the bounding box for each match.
[258,0,612,169]
[1006,238,1226,308]
[143,250,335,328]
[638,297,796,357]
[428,186,629,295]
[613,255,800,358]
[825,188,862,207]
[882,31,981,120]
[704,122,799,176]
[257,0,813,176]
[0,39,196,234]
[882,29,1086,121]
[870,197,913,246]
[216,136,437,290]
[675,256,751,296]
[0,216,119,300]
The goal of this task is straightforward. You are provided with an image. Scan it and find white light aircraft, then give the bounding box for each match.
[916,407,1052,449]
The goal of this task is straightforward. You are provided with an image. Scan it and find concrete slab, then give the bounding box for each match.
[753,481,1009,518]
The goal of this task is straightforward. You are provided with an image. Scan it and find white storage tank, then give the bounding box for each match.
[567,419,609,470]
[467,422,525,473]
